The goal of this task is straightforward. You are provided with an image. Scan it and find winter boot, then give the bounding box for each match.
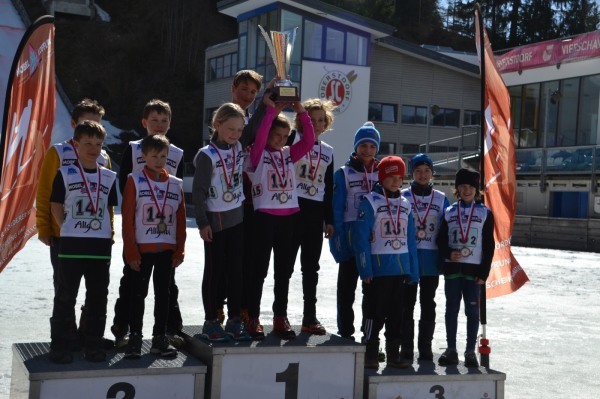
[417,320,435,361]
[386,339,410,368]
[364,340,380,369]
[49,317,73,364]
[400,318,414,361]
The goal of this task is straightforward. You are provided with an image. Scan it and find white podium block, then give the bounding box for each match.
[10,341,207,399]
[182,325,365,399]
[364,355,506,399]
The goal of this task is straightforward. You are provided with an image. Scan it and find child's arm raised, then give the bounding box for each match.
[249,94,278,168]
[289,102,315,163]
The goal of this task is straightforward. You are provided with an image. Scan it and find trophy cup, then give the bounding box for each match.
[258,25,300,102]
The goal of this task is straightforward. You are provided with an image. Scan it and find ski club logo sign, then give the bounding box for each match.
[318,69,357,114]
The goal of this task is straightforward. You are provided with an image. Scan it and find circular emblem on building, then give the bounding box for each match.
[318,70,355,114]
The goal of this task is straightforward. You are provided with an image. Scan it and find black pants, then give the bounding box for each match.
[337,257,359,338]
[113,252,182,333]
[240,202,255,310]
[129,251,174,337]
[248,212,295,318]
[202,223,243,320]
[403,276,439,325]
[290,200,324,321]
[51,257,110,350]
[362,276,404,343]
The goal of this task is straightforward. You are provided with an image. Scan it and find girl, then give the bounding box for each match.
[400,154,450,361]
[245,93,315,340]
[289,98,336,335]
[193,102,251,342]
[436,168,495,368]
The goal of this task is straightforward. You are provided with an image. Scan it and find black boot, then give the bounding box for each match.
[400,318,414,360]
[386,339,410,368]
[364,340,380,369]
[49,317,73,364]
[417,320,435,361]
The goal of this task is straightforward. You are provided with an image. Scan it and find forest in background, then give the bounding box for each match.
[16,0,600,162]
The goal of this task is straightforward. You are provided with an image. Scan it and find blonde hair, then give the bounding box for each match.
[294,98,335,132]
[210,102,245,140]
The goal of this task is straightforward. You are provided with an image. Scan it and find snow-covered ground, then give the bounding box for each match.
[1,213,599,398]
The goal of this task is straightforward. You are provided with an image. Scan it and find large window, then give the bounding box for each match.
[369,103,397,123]
[346,32,368,66]
[558,78,579,146]
[325,27,344,62]
[463,110,481,126]
[207,53,237,81]
[303,20,323,59]
[401,105,427,125]
[578,75,600,146]
[431,107,459,128]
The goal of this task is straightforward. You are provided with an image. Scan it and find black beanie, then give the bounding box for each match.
[455,168,480,188]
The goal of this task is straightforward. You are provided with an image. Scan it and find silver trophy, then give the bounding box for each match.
[259,25,299,102]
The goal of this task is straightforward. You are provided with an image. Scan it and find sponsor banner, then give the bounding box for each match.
[0,16,55,273]
[475,10,529,298]
[496,29,600,73]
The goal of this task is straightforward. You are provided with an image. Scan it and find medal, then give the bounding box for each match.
[278,192,289,204]
[457,200,475,245]
[391,239,402,250]
[223,191,234,202]
[90,219,101,231]
[417,229,427,240]
[307,185,317,196]
[409,188,436,238]
[269,149,291,203]
[143,169,170,231]
[307,141,322,182]
[384,191,404,250]
[210,142,237,198]
[461,247,472,257]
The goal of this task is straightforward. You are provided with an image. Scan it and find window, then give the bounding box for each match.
[463,110,481,126]
[325,27,344,62]
[369,103,397,123]
[304,20,323,59]
[378,142,396,156]
[578,75,600,146]
[431,107,459,128]
[207,53,237,82]
[558,78,579,146]
[401,105,427,125]
[346,32,368,66]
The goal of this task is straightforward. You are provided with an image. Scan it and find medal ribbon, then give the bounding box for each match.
[410,189,435,227]
[384,191,402,238]
[210,143,236,188]
[75,161,101,216]
[268,149,287,190]
[143,170,170,219]
[363,162,375,193]
[308,142,322,182]
[457,201,475,244]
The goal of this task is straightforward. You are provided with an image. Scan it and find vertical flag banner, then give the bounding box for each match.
[0,16,55,273]
[475,9,529,298]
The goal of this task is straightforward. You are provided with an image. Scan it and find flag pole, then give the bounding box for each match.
[476,3,491,368]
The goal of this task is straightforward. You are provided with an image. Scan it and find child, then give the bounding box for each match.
[289,98,336,335]
[436,168,495,368]
[192,102,251,342]
[245,94,315,340]
[329,122,380,340]
[122,135,186,359]
[36,98,113,350]
[353,156,419,369]
[48,121,118,364]
[112,99,185,349]
[400,154,450,361]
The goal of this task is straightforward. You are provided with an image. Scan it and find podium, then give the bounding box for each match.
[364,355,506,399]
[182,325,365,399]
[10,341,206,399]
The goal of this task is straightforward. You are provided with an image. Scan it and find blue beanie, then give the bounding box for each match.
[354,122,380,152]
[410,153,433,173]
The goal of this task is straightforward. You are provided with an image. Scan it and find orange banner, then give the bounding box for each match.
[475,9,529,298]
[0,16,55,273]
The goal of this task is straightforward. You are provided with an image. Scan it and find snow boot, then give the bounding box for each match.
[364,340,380,369]
[386,339,410,368]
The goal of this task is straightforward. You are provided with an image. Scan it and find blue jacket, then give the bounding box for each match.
[352,183,419,283]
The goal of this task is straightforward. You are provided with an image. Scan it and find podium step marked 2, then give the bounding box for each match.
[182,325,365,399]
[364,355,506,399]
[10,341,207,399]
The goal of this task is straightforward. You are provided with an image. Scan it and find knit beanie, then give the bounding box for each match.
[378,156,406,182]
[410,153,433,173]
[455,168,480,188]
[353,122,380,152]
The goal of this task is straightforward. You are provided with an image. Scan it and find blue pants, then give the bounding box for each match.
[444,277,480,352]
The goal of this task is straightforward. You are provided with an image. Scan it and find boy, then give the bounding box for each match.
[112,99,185,348]
[48,121,118,364]
[36,98,113,350]
[353,156,419,369]
[329,122,380,340]
[122,135,186,358]
[436,168,495,368]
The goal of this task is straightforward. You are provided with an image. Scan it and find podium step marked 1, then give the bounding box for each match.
[10,341,207,399]
[182,325,365,399]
